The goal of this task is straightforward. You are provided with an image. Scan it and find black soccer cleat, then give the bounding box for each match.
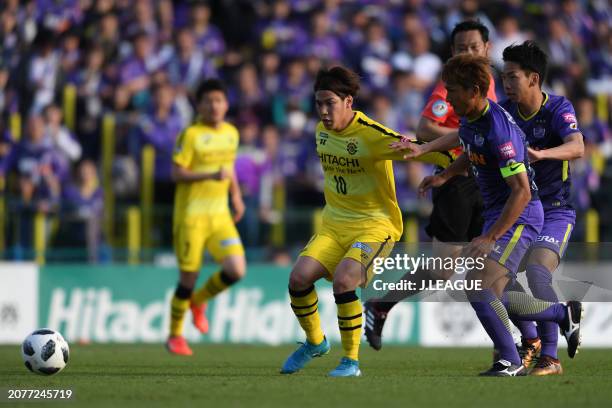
[479,359,527,377]
[364,300,388,351]
[561,301,583,359]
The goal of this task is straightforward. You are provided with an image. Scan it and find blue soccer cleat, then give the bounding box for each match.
[280,337,330,374]
[328,357,362,377]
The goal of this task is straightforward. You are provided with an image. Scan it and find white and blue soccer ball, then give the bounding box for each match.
[21,329,70,375]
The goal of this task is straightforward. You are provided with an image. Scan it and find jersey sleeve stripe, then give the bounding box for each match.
[357,118,401,139]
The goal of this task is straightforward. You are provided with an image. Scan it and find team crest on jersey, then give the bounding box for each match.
[533,126,546,138]
[473,133,484,146]
[200,134,213,144]
[346,138,359,155]
[432,100,448,117]
[569,123,578,130]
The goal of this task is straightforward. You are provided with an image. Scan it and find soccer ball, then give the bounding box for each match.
[21,329,69,375]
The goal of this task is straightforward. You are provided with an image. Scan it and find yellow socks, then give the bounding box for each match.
[192,270,237,306]
[169,285,192,337]
[289,286,324,345]
[335,291,362,361]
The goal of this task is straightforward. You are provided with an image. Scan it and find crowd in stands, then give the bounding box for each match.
[0,0,610,261]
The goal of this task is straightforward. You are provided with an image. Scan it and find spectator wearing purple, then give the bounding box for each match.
[43,103,82,165]
[306,9,343,62]
[490,15,529,70]
[190,1,225,60]
[229,63,267,121]
[544,17,588,92]
[258,0,308,58]
[259,51,282,99]
[360,18,393,89]
[392,30,441,92]
[1,115,62,258]
[59,159,104,262]
[167,27,217,92]
[58,29,81,85]
[0,10,22,69]
[125,0,159,42]
[117,31,160,110]
[272,58,312,126]
[27,33,60,114]
[74,45,112,159]
[235,118,266,246]
[134,83,182,206]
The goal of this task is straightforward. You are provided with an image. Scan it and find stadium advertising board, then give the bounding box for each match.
[37,265,419,345]
[0,263,38,344]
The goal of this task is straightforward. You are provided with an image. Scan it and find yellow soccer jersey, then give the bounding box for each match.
[173,121,239,223]
[316,111,453,240]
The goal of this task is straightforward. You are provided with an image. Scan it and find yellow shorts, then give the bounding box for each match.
[299,222,395,284]
[173,213,245,272]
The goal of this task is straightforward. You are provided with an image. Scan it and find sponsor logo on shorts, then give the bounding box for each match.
[498,142,516,159]
[352,242,373,254]
[536,236,560,246]
[432,100,449,117]
[220,237,242,247]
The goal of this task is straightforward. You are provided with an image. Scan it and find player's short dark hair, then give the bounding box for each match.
[195,78,228,101]
[502,40,548,86]
[313,66,360,99]
[450,20,490,45]
[441,54,491,97]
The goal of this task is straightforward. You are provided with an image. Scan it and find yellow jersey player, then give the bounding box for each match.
[166,79,246,356]
[280,66,451,376]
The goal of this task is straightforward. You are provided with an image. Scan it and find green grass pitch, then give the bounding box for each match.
[1,345,611,407]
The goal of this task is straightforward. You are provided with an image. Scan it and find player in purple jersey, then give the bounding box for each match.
[500,41,585,376]
[417,54,582,376]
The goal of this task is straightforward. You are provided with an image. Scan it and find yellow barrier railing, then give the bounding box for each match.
[10,112,21,142]
[596,93,609,123]
[127,206,141,264]
[102,114,115,244]
[271,183,286,246]
[141,145,155,250]
[403,216,419,243]
[34,212,46,265]
[585,208,600,243]
[63,84,77,132]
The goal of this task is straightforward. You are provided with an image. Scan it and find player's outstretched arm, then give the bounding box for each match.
[229,170,245,223]
[390,131,460,159]
[416,116,460,142]
[171,163,228,182]
[528,133,584,162]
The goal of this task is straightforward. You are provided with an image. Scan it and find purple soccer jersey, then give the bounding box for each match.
[459,100,543,274]
[501,93,581,257]
[458,99,539,217]
[500,93,581,210]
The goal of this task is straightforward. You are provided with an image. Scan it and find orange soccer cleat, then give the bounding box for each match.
[166,336,193,356]
[191,302,209,334]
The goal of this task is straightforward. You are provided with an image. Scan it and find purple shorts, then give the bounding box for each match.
[530,206,575,258]
[484,200,544,275]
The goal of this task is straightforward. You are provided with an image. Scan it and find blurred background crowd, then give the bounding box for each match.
[0,0,610,264]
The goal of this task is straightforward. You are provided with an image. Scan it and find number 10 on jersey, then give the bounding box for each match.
[334,175,347,194]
